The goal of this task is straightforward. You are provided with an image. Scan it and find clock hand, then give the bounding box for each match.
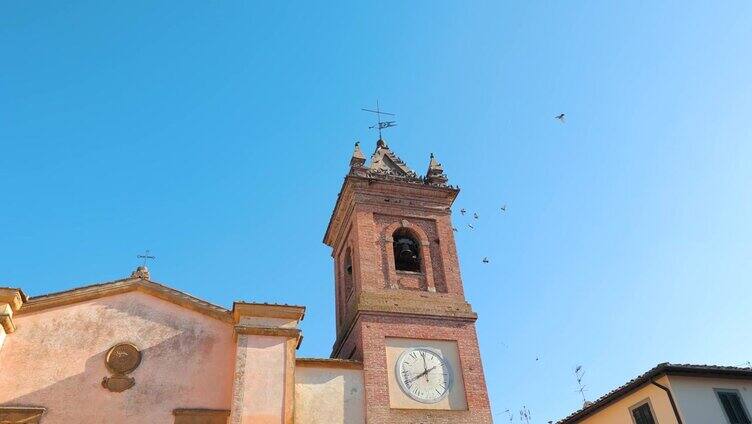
[407,366,437,383]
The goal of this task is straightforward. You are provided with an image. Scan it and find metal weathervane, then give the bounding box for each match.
[361,100,397,139]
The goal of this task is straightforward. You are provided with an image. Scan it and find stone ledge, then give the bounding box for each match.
[173,408,230,424]
[0,313,16,333]
[232,302,305,323]
[296,358,363,370]
[0,288,25,312]
[0,406,46,423]
[233,325,303,348]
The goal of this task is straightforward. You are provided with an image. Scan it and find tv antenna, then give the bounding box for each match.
[361,100,396,139]
[574,365,588,403]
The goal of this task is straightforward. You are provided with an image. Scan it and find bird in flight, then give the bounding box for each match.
[482,257,489,263]
[452,227,458,232]
[555,113,565,123]
[473,212,479,220]
[467,224,475,230]
[460,208,467,215]
[500,204,507,212]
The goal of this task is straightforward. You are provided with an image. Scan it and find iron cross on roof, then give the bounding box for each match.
[361,100,397,140]
[137,250,155,267]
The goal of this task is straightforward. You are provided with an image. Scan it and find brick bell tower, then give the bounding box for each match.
[323,139,492,423]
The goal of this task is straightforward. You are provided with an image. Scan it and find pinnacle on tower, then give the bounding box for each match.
[426,152,448,185]
[349,141,366,167]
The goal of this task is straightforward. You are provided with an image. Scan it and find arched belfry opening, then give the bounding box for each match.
[343,247,354,298]
[393,228,421,272]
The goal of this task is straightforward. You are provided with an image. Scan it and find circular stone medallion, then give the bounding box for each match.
[105,343,142,374]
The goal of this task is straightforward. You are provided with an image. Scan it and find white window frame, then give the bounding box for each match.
[715,388,752,424]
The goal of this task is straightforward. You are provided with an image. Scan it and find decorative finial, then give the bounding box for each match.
[350,141,366,167]
[130,266,150,280]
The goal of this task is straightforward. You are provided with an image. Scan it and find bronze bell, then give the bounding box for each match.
[396,238,417,260]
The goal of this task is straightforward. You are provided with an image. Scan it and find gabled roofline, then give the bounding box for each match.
[17,277,233,323]
[558,363,752,423]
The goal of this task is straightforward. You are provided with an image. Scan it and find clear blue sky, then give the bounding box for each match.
[2,1,751,421]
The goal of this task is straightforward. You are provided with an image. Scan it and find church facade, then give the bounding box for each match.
[0,140,492,423]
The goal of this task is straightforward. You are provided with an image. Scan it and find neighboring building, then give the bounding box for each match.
[559,363,752,424]
[0,139,493,423]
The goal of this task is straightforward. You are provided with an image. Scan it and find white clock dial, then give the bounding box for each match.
[396,347,453,403]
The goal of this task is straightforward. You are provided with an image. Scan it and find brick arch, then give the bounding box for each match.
[383,220,436,292]
[336,242,357,327]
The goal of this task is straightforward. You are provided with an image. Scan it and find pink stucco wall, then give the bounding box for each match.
[229,335,288,424]
[0,291,236,423]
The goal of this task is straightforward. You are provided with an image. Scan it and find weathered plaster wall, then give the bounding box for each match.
[294,366,364,424]
[0,291,236,423]
[668,375,752,423]
[229,335,288,424]
[577,376,678,424]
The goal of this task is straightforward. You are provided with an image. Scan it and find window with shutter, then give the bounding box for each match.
[631,402,656,424]
[717,390,751,424]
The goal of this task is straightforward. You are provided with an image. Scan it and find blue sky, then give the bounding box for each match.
[2,1,751,421]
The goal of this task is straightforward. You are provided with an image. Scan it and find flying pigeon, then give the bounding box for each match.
[460,208,467,215]
[482,257,489,263]
[452,227,458,232]
[473,212,479,219]
[555,113,565,123]
[467,224,474,230]
[500,204,507,212]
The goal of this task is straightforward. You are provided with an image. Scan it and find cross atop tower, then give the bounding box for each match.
[361,100,397,139]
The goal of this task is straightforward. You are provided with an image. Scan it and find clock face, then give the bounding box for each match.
[395,347,453,403]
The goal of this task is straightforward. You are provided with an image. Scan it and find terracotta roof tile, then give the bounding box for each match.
[558,363,752,423]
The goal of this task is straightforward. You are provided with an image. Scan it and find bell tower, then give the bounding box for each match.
[324,139,492,423]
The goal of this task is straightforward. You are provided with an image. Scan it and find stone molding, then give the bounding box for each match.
[296,358,364,370]
[17,278,232,323]
[173,408,230,424]
[0,406,46,423]
[233,325,302,348]
[0,288,25,312]
[323,175,458,248]
[0,288,25,334]
[0,313,15,334]
[332,293,477,357]
[231,303,305,323]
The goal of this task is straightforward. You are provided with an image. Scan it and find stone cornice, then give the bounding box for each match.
[296,358,363,370]
[173,408,230,424]
[234,325,303,348]
[0,313,16,333]
[0,406,46,423]
[0,287,26,311]
[331,292,477,357]
[324,175,459,248]
[232,302,305,323]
